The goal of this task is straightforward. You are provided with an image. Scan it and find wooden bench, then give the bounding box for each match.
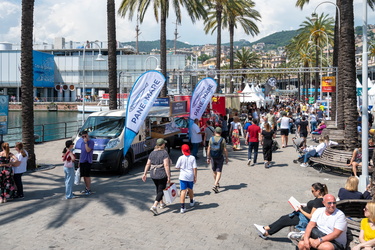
[336,199,370,249]
[311,129,345,144]
[309,148,374,174]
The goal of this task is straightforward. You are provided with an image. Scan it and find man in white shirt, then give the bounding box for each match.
[298,194,347,250]
[190,118,203,159]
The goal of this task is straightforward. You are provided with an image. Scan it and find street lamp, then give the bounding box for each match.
[145,56,161,71]
[119,71,123,109]
[308,30,330,66]
[308,44,323,100]
[311,1,340,29]
[82,41,106,126]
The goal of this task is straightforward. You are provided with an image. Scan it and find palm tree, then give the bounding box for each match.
[118,0,206,97]
[21,0,36,169]
[107,0,118,110]
[204,0,261,71]
[295,14,334,100]
[234,47,260,90]
[295,0,375,149]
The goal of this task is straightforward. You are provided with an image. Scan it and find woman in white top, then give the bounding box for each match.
[13,142,28,198]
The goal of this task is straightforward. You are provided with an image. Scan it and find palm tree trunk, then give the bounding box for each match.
[315,47,319,101]
[215,3,222,93]
[331,5,340,121]
[21,0,36,170]
[229,21,234,70]
[160,6,167,97]
[340,0,358,149]
[107,0,118,110]
[335,0,345,130]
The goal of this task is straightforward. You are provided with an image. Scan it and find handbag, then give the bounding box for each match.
[64,161,74,168]
[163,183,177,204]
[74,167,81,185]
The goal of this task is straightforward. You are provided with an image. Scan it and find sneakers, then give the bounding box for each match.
[251,162,256,166]
[287,231,304,240]
[190,200,195,207]
[300,163,308,168]
[180,208,186,214]
[212,185,219,193]
[247,159,252,165]
[81,188,92,195]
[264,162,269,169]
[150,206,158,215]
[159,203,167,209]
[254,224,267,239]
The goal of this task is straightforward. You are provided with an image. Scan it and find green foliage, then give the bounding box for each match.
[249,30,300,51]
[120,40,195,53]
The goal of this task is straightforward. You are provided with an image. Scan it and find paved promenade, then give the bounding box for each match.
[1,137,349,249]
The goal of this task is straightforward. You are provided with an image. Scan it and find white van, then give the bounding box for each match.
[73,107,180,174]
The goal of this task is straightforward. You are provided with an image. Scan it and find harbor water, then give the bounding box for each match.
[4,111,83,146]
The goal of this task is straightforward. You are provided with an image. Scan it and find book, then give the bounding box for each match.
[288,196,301,211]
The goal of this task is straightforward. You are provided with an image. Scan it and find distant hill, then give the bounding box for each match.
[249,30,300,51]
[120,40,195,53]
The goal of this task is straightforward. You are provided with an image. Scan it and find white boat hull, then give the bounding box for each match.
[77,105,110,113]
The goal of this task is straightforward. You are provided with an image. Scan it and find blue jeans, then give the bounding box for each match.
[64,167,75,199]
[248,142,259,163]
[303,149,318,163]
[191,143,200,158]
[310,121,317,132]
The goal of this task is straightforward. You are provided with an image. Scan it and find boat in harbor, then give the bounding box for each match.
[77,93,128,113]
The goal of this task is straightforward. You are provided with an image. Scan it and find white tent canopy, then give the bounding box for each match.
[240,83,263,107]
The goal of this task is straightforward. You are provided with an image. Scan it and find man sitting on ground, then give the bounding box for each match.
[298,194,347,250]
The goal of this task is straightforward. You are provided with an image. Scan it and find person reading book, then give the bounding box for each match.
[254,182,328,240]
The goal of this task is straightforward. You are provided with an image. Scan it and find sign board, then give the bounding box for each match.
[322,76,336,92]
[153,98,170,107]
[170,101,187,116]
[0,95,9,135]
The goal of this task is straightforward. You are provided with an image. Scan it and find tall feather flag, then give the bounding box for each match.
[123,70,166,156]
[189,77,217,133]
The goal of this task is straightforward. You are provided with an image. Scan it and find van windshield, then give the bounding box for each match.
[81,116,125,138]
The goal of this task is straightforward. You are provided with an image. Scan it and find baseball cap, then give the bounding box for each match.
[181,144,190,156]
[156,138,167,146]
[215,127,222,133]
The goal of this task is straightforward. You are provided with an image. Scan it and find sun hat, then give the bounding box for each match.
[181,144,190,156]
[156,138,167,146]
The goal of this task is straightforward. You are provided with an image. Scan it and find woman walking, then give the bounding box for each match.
[230,116,243,151]
[261,123,276,168]
[0,142,18,203]
[62,140,76,199]
[13,142,28,198]
[142,138,171,215]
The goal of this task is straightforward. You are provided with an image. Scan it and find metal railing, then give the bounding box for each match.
[2,120,81,147]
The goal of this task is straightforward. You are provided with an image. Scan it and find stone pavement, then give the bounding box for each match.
[1,136,349,249]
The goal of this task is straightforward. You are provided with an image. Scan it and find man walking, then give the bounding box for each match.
[297,194,347,250]
[190,118,203,159]
[79,131,94,195]
[245,119,261,166]
[207,127,228,193]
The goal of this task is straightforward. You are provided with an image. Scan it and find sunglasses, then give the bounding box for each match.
[326,202,337,205]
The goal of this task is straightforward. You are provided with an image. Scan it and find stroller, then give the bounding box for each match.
[292,137,305,164]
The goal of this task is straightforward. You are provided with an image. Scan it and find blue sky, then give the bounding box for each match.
[1,0,375,46]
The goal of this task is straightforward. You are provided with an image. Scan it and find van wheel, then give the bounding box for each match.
[118,155,130,175]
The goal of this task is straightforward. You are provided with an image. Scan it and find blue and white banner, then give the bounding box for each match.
[189,77,217,128]
[123,70,166,156]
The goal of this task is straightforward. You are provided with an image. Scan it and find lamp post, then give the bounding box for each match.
[308,44,323,101]
[145,56,161,71]
[311,1,340,29]
[82,41,106,126]
[359,0,369,192]
[308,30,329,66]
